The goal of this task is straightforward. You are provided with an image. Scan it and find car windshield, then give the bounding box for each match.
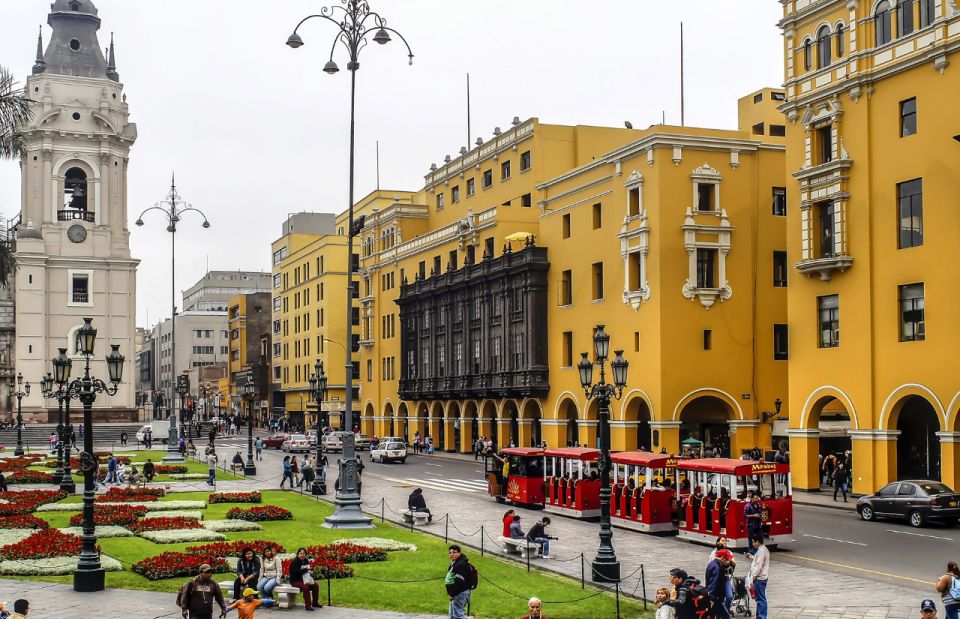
[918,482,953,495]
[385,443,403,450]
[290,435,306,440]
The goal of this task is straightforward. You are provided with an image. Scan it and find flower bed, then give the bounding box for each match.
[95,487,164,503]
[68,504,147,527]
[0,514,48,530]
[0,528,82,559]
[0,456,43,472]
[281,557,354,580]
[40,500,207,512]
[143,510,203,521]
[0,529,35,547]
[42,457,80,469]
[338,537,417,552]
[95,453,131,465]
[309,542,387,564]
[58,525,133,538]
[0,490,66,515]
[0,554,122,576]
[132,551,229,581]
[5,469,55,484]
[186,539,285,558]
[209,490,261,504]
[128,516,202,533]
[201,520,262,532]
[225,505,292,522]
[138,529,226,544]
[154,464,188,475]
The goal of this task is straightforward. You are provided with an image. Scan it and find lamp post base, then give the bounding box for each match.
[310,478,327,496]
[590,559,621,584]
[60,479,77,494]
[13,447,24,457]
[73,566,105,592]
[323,497,374,529]
[243,463,257,476]
[162,423,184,463]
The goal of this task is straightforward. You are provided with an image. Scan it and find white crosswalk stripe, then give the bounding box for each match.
[380,476,488,494]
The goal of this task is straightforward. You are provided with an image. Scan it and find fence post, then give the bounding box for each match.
[641,563,647,610]
[526,545,530,572]
[326,574,332,607]
[445,514,449,543]
[580,553,585,589]
[615,581,621,619]
[380,498,385,523]
[480,525,484,557]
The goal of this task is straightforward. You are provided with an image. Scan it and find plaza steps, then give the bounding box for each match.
[0,423,144,449]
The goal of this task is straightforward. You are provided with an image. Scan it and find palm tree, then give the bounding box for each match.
[0,65,33,286]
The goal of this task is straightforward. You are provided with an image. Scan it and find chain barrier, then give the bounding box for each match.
[353,573,446,584]
[477,572,610,604]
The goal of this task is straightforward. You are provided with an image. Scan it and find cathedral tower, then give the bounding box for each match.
[15,0,137,419]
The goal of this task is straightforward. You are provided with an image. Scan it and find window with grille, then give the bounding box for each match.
[899,283,925,342]
[818,294,840,348]
[897,178,923,249]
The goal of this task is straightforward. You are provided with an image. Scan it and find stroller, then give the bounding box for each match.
[731,576,752,616]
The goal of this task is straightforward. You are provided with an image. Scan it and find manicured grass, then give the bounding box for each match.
[24,450,243,482]
[12,491,650,618]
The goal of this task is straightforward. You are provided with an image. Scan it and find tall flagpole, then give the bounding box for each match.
[680,22,685,127]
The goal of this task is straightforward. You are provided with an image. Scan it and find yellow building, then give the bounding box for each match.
[780,0,960,493]
[353,103,788,456]
[227,292,272,425]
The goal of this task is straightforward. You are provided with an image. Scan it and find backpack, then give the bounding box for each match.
[466,561,479,590]
[949,576,960,601]
[175,579,193,608]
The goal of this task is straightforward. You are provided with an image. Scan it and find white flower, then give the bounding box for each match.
[143,510,203,520]
[202,520,262,532]
[137,529,226,544]
[38,500,208,512]
[57,526,132,538]
[337,537,417,552]
[0,554,122,576]
[0,529,34,546]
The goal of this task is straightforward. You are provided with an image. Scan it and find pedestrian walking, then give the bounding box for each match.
[709,537,736,612]
[227,588,265,618]
[526,517,557,559]
[705,549,734,619]
[289,548,321,611]
[206,451,218,486]
[233,547,261,602]
[254,437,263,461]
[426,435,435,454]
[935,561,960,619]
[106,454,118,485]
[655,588,676,619]
[922,599,941,618]
[301,459,315,489]
[747,537,770,619]
[120,430,128,447]
[291,456,300,486]
[444,545,473,619]
[317,452,328,481]
[522,596,547,619]
[832,463,849,502]
[662,568,698,619]
[49,432,57,452]
[408,487,433,522]
[280,456,294,489]
[179,563,227,619]
[256,545,280,601]
[145,428,152,449]
[744,492,764,545]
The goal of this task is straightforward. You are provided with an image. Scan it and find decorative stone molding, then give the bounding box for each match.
[728,419,761,428]
[576,420,599,427]
[648,420,683,429]
[681,207,733,309]
[785,428,822,437]
[608,420,642,428]
[672,146,682,166]
[848,429,900,441]
[936,432,960,444]
[539,419,568,427]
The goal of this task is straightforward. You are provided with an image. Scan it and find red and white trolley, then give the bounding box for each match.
[544,447,602,518]
[611,451,686,533]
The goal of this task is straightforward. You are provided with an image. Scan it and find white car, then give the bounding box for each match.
[322,432,345,453]
[371,442,407,464]
[282,434,311,453]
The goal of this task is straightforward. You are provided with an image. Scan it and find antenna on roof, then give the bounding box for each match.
[680,22,686,127]
[466,73,472,150]
[376,140,380,190]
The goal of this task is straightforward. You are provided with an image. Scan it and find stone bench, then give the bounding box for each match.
[401,509,431,526]
[498,536,539,559]
[274,584,301,609]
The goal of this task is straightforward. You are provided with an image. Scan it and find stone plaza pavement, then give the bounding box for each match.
[1,579,447,619]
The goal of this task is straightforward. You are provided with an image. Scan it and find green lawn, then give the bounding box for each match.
[16,491,651,618]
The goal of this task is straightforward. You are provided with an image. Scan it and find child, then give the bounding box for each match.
[655,587,675,619]
[227,587,270,618]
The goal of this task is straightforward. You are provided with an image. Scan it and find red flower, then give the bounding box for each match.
[0,514,49,529]
[154,465,188,475]
[95,486,165,503]
[5,469,55,484]
[69,504,147,527]
[225,505,292,522]
[0,456,43,472]
[307,542,387,564]
[208,491,262,504]
[128,516,203,533]
[0,489,66,515]
[132,551,228,581]
[186,539,285,557]
[0,528,81,559]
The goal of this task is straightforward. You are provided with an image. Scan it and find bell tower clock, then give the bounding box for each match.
[14,0,138,419]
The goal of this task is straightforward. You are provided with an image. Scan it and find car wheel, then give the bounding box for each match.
[400,458,406,464]
[859,505,875,522]
[909,510,926,528]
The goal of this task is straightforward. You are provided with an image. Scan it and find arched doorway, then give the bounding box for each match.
[623,395,652,451]
[397,402,409,439]
[522,399,543,447]
[481,400,498,448]
[448,402,461,452]
[810,397,852,485]
[431,402,445,449]
[560,398,578,447]
[464,401,479,447]
[363,402,375,436]
[895,396,941,480]
[678,395,733,456]
[502,400,520,447]
[384,402,395,437]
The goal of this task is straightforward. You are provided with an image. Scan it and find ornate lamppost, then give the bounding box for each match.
[54,317,125,592]
[135,176,210,462]
[13,373,29,456]
[39,373,62,483]
[287,0,412,529]
[577,324,629,583]
[50,349,76,494]
[309,360,328,496]
[241,380,257,475]
[176,376,189,442]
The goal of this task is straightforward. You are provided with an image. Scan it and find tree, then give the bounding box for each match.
[0,65,32,286]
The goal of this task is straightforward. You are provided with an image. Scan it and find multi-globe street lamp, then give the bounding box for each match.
[48,350,76,494]
[135,176,210,463]
[309,359,328,496]
[287,0,413,530]
[39,372,63,484]
[176,376,189,441]
[241,380,257,476]
[12,373,29,457]
[52,317,125,592]
[577,324,629,583]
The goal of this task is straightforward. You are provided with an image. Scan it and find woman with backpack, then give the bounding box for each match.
[936,561,960,619]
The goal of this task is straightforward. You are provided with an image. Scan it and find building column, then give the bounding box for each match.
[477,417,494,442]
[728,419,761,457]
[459,418,475,453]
[938,432,960,490]
[848,430,897,496]
[539,419,566,450]
[786,428,821,491]
[649,420,682,454]
[577,419,598,449]
[609,420,640,451]
[365,415,378,437]
[496,417,512,447]
[407,416,425,443]
[517,419,533,449]
[428,417,441,445]
[443,418,457,452]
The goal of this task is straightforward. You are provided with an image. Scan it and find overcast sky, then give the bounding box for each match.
[0,0,784,328]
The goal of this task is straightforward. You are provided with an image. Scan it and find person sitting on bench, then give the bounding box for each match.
[525,517,558,559]
[407,487,432,522]
[509,514,525,539]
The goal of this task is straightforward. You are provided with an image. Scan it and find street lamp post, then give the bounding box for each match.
[54,317,125,593]
[577,324,628,583]
[40,373,62,484]
[13,373,29,457]
[287,0,412,530]
[242,380,257,476]
[176,377,189,446]
[309,359,328,496]
[51,349,76,494]
[135,176,210,463]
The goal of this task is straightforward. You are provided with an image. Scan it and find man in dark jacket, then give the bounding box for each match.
[180,564,227,619]
[526,517,558,559]
[662,568,698,619]
[705,549,734,619]
[408,488,432,522]
[444,545,472,619]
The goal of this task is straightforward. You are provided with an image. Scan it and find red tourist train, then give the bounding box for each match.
[485,449,793,548]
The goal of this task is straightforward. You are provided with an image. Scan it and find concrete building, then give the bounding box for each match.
[227,292,272,425]
[182,271,271,312]
[152,312,229,402]
[13,0,138,420]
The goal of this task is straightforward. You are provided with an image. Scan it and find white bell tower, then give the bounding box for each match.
[15,0,138,419]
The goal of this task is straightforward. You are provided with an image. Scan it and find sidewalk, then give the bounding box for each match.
[0,578,446,619]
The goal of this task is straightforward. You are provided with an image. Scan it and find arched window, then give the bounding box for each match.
[919,0,935,27]
[897,0,915,36]
[63,167,88,212]
[817,26,832,68]
[875,1,893,46]
[836,23,845,57]
[69,1,81,10]
[803,38,812,71]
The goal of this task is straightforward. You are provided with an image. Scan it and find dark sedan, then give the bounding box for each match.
[857,480,960,527]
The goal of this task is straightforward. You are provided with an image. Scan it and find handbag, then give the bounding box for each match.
[302,571,315,585]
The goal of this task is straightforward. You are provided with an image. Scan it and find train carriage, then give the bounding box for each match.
[485,447,545,508]
[611,451,686,533]
[543,447,602,519]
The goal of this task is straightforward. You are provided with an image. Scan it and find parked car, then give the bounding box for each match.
[354,434,372,451]
[263,433,288,449]
[322,432,345,453]
[857,480,960,527]
[371,442,407,464]
[282,434,311,453]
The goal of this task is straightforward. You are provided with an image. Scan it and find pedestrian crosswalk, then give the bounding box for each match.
[379,476,489,494]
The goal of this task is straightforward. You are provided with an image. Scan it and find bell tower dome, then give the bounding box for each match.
[14,0,138,419]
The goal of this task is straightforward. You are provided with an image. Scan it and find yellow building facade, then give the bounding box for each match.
[780,0,960,493]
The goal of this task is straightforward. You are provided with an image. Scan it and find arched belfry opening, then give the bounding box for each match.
[64,167,88,213]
